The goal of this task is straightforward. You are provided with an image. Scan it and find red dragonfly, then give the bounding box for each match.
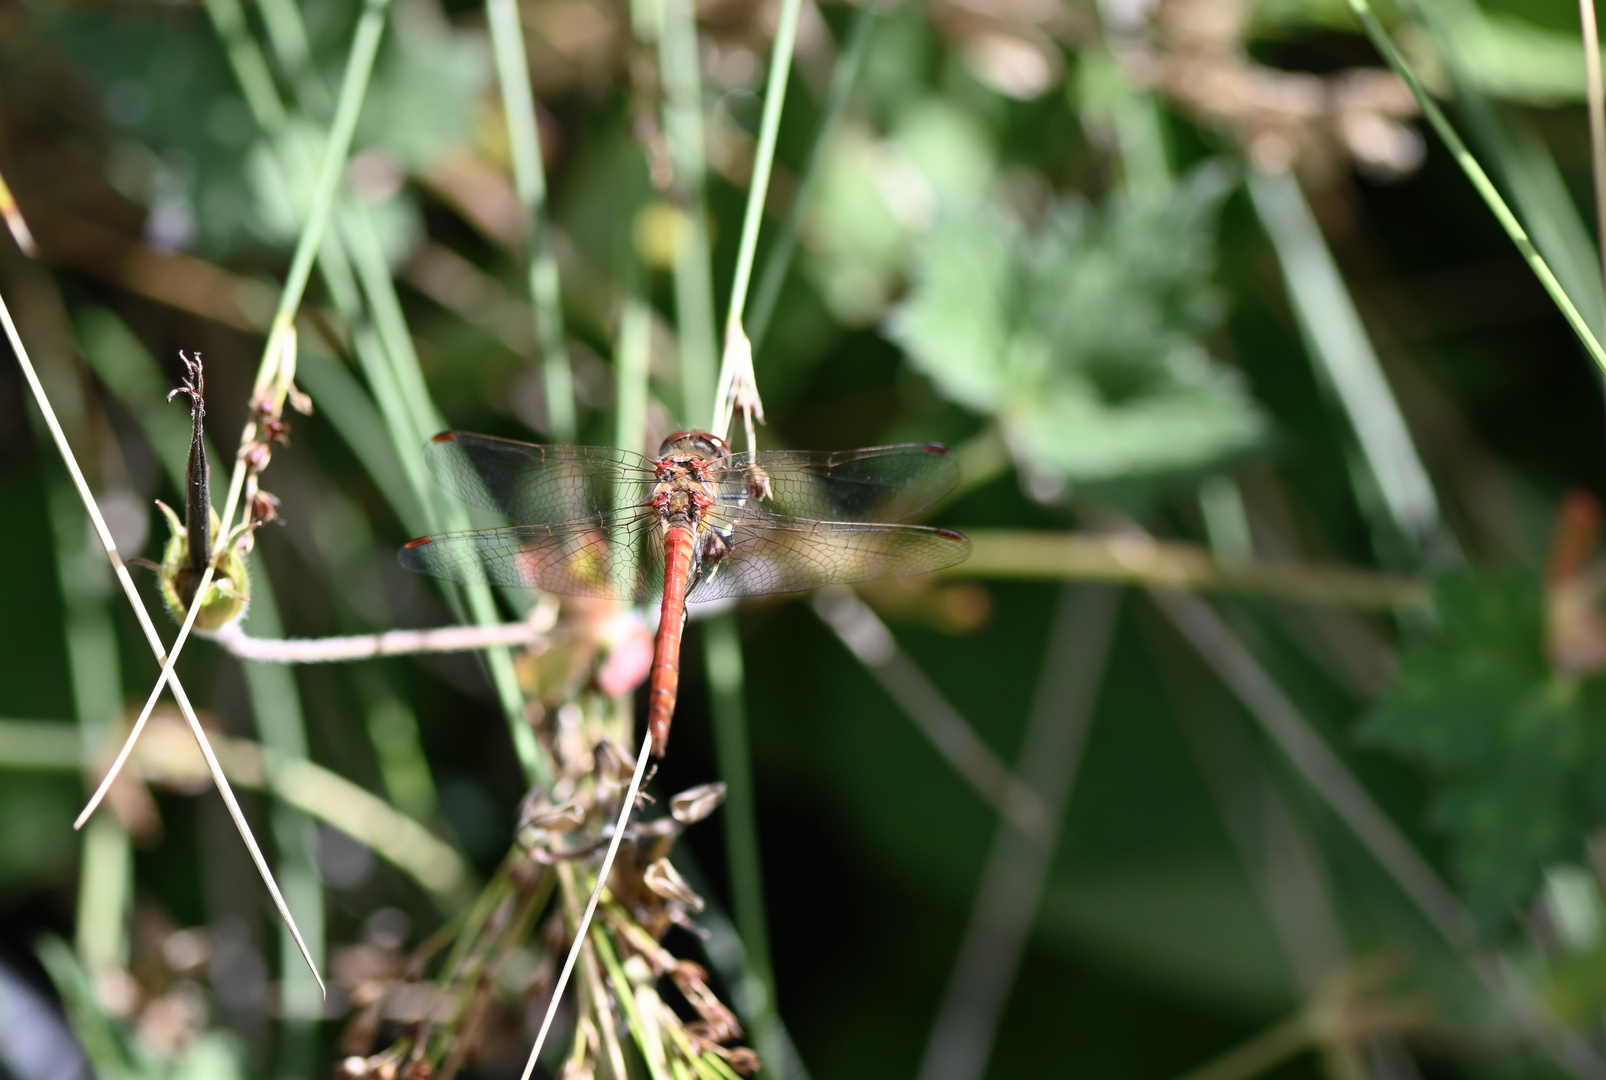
[400,430,971,756]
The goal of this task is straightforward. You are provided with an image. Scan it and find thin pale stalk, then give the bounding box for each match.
[748,1,876,350]
[916,585,1120,1080]
[487,0,576,441]
[519,727,655,1080]
[1584,0,1606,305]
[211,617,553,663]
[656,0,719,421]
[0,288,325,995]
[1155,617,1350,993]
[1344,0,1606,372]
[1406,0,1606,344]
[704,614,782,1073]
[811,588,1048,832]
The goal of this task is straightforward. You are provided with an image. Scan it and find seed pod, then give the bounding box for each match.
[670,783,727,824]
[154,500,249,630]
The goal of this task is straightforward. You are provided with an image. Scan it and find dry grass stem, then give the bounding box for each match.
[955,529,1428,609]
[0,290,325,994]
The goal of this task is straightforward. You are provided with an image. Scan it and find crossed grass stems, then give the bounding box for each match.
[11,0,1606,1076]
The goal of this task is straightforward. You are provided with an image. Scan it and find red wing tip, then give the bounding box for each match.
[403,535,434,549]
[934,528,968,541]
[430,431,459,444]
[923,442,951,456]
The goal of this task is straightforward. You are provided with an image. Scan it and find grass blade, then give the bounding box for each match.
[1248,170,1455,568]
[487,0,576,441]
[1345,0,1606,372]
[0,288,325,996]
[656,0,719,423]
[748,1,876,351]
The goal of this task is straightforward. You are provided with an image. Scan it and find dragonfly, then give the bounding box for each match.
[399,429,972,756]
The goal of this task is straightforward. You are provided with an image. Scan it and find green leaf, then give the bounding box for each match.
[888,164,1265,488]
[1365,572,1606,929]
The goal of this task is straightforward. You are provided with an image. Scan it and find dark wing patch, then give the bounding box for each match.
[718,443,961,523]
[688,510,972,601]
[424,431,654,524]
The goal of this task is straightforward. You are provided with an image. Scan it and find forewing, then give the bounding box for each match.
[424,432,654,524]
[688,510,972,602]
[719,443,961,523]
[400,512,665,600]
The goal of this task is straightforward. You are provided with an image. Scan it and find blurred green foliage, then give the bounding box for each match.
[1367,573,1606,929]
[7,0,1606,1076]
[891,164,1264,490]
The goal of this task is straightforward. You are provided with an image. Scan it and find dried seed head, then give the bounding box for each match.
[594,739,634,786]
[726,1047,762,1075]
[670,782,726,823]
[522,798,588,833]
[643,858,704,912]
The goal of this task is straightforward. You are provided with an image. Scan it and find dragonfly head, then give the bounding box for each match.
[656,430,729,461]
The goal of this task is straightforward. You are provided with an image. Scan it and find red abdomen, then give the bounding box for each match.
[647,527,696,756]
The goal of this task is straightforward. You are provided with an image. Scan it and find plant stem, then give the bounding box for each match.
[0,286,324,995]
[953,530,1427,609]
[487,0,576,441]
[749,1,877,351]
[656,0,719,422]
[1345,0,1606,373]
[704,614,784,1073]
[722,0,804,334]
[1582,0,1606,312]
[211,618,554,662]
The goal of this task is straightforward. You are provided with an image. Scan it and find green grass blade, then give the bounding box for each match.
[704,614,785,1075]
[723,0,804,333]
[487,0,577,441]
[748,1,877,351]
[1346,0,1606,373]
[657,0,719,423]
[1248,170,1456,568]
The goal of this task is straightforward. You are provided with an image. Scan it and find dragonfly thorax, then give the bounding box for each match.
[651,430,728,531]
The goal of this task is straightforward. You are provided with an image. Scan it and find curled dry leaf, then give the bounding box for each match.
[643,857,705,911]
[670,782,727,824]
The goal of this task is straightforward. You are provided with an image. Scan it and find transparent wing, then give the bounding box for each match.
[399,511,666,600]
[717,443,961,523]
[422,431,654,524]
[688,509,971,602]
